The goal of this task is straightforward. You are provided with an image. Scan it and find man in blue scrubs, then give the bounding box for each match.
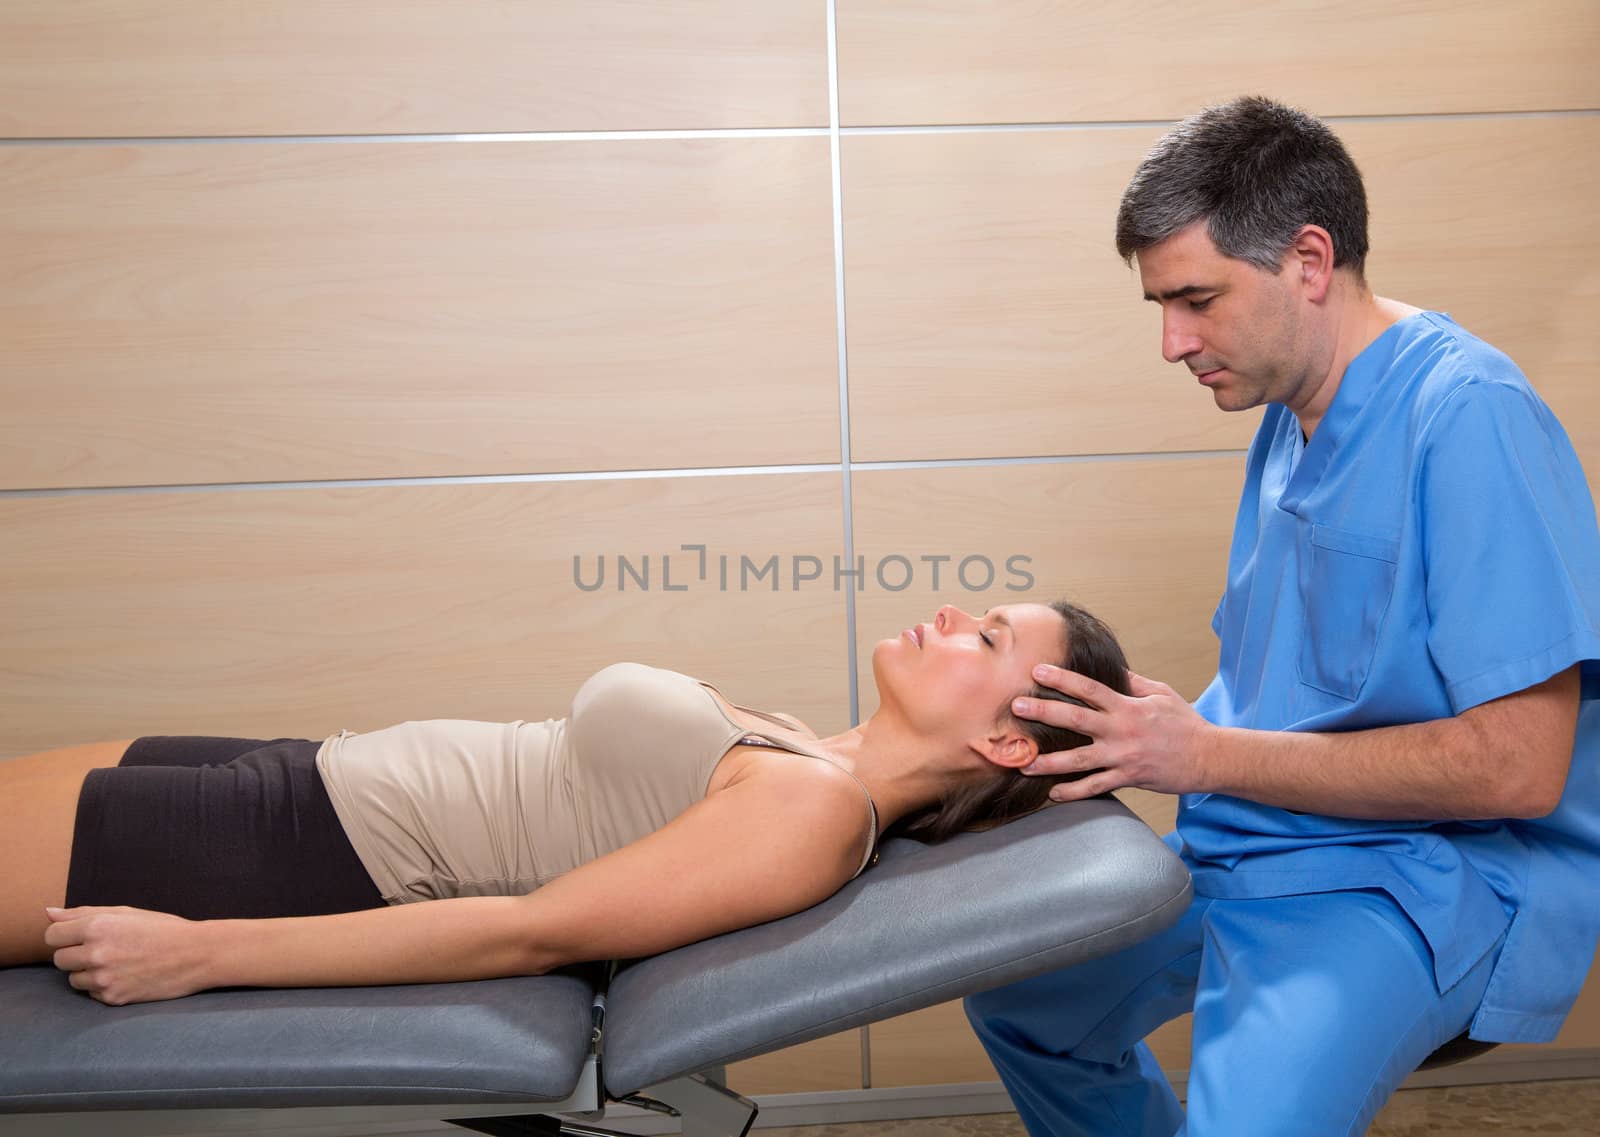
[965,95,1600,1135]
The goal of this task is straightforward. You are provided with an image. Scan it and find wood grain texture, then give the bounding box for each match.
[0,0,828,137]
[729,1030,865,1095]
[0,138,839,489]
[841,125,1255,463]
[842,116,1598,478]
[0,474,850,760]
[839,0,1600,125]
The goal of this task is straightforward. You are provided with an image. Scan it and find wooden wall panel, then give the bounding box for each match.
[0,138,838,490]
[0,474,849,760]
[0,1,828,137]
[843,116,1597,473]
[839,0,1600,125]
[842,126,1256,463]
[730,1031,863,1095]
[1342,115,1600,480]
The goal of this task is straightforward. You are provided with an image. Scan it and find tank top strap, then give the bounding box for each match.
[696,678,880,878]
[735,733,879,877]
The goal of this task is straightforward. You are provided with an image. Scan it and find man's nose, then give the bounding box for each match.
[1161,310,1201,364]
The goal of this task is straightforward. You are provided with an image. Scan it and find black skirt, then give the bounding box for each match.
[65,735,386,919]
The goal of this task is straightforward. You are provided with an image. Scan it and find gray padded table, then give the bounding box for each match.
[603,795,1191,1094]
[0,797,1190,1137]
[0,971,599,1135]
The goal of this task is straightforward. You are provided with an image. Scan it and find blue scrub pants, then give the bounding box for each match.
[965,886,1504,1137]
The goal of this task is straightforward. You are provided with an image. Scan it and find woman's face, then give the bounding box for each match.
[873,602,1067,748]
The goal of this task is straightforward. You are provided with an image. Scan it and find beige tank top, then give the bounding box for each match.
[315,662,877,904]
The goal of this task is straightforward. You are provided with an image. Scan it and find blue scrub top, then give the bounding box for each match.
[1183,311,1600,1043]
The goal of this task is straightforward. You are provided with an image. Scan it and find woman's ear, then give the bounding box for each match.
[979,725,1040,770]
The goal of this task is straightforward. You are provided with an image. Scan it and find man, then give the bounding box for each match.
[965,95,1600,1136]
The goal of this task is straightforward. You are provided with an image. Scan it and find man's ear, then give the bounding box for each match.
[978,725,1040,770]
[1288,224,1336,302]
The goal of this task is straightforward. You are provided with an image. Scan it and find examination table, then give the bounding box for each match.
[0,796,1191,1137]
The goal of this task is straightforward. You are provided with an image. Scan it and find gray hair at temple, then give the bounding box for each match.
[1114,95,1370,279]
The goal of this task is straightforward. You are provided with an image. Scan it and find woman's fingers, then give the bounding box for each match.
[42,914,88,949]
[51,945,90,972]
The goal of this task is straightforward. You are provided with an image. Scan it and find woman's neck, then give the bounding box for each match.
[812,713,984,830]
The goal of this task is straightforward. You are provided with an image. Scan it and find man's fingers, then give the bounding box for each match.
[1049,771,1122,803]
[1013,694,1090,732]
[1029,664,1121,708]
[1124,669,1168,697]
[1022,745,1102,778]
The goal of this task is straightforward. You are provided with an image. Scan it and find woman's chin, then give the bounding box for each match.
[865,641,903,699]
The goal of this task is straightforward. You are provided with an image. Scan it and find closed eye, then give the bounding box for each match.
[1189,296,1214,311]
[979,630,995,648]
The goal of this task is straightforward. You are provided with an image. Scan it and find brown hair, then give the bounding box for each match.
[887,600,1132,843]
[1115,94,1370,278]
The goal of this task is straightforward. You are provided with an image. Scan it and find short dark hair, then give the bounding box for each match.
[887,600,1131,843]
[1115,94,1369,277]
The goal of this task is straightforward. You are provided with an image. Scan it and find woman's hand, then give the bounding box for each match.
[44,905,212,1005]
[1013,665,1215,801]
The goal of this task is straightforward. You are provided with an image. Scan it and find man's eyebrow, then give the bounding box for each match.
[1142,284,1217,302]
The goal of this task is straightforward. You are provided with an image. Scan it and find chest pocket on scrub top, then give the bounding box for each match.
[1297,523,1400,701]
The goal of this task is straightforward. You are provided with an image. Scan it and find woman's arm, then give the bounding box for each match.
[45,894,546,1004]
[46,758,869,1004]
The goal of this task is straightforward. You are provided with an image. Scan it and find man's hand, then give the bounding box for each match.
[44,905,211,1005]
[1015,665,1213,801]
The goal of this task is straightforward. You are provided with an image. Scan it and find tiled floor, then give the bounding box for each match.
[760,1077,1600,1135]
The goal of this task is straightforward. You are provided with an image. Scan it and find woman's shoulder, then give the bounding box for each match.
[715,747,871,845]
[716,750,871,862]
[719,741,855,786]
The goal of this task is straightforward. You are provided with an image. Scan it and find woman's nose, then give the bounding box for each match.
[935,604,971,633]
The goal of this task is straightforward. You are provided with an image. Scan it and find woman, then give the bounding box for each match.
[0,600,1129,1005]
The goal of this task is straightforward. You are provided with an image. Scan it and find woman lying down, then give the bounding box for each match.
[0,600,1128,1005]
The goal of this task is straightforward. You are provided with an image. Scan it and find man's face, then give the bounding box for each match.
[1136,222,1309,414]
